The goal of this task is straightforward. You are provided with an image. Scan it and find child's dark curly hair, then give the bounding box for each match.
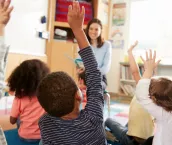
[7,59,50,98]
[37,71,78,117]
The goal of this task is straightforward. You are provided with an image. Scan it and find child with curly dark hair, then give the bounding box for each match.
[8,59,50,143]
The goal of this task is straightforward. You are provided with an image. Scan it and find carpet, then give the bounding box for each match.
[4,129,39,145]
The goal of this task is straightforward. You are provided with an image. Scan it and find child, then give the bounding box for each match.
[105,41,154,145]
[135,50,172,145]
[8,59,50,142]
[37,1,106,144]
[77,68,87,108]
[0,0,13,145]
[78,69,110,112]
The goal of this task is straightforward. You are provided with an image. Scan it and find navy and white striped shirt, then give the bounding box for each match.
[39,46,107,145]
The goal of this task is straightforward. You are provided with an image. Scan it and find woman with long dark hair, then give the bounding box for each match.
[85,18,112,89]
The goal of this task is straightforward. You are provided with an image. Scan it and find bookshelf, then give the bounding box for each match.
[119,62,172,98]
[119,62,144,97]
[46,0,110,81]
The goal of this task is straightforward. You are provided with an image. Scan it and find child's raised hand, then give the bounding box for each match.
[0,0,13,26]
[67,0,85,31]
[141,50,161,78]
[128,41,138,53]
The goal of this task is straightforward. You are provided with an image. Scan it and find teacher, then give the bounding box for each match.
[85,18,112,89]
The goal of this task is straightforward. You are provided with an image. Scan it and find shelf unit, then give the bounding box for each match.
[118,62,144,97]
[118,62,172,97]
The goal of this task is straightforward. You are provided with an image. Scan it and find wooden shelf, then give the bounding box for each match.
[120,62,143,67]
[114,92,133,98]
[54,21,87,29]
[120,62,172,67]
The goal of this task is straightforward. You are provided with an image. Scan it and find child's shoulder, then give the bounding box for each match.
[39,113,56,125]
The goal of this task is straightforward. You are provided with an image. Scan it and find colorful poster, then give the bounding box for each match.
[109,3,126,49]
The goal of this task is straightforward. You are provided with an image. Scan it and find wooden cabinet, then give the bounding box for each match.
[50,41,76,77]
[46,0,110,80]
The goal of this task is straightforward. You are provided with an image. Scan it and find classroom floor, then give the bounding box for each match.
[0,96,130,131]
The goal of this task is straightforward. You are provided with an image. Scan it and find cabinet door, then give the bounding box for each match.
[50,41,75,78]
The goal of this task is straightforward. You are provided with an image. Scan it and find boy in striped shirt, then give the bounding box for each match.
[37,1,106,145]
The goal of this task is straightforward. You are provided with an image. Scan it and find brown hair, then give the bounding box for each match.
[149,77,172,112]
[78,69,86,86]
[85,18,104,48]
[37,71,78,117]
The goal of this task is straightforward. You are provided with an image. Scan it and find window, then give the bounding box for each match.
[129,0,172,64]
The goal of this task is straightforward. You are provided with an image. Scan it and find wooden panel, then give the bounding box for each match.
[50,41,75,78]
[92,0,99,18]
[46,0,56,65]
[102,25,109,40]
[5,53,47,80]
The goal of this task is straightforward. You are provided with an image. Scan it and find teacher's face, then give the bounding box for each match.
[88,23,101,40]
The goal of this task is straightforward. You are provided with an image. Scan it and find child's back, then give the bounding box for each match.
[127,96,154,139]
[11,96,45,139]
[136,78,172,145]
[8,59,50,140]
[38,44,106,145]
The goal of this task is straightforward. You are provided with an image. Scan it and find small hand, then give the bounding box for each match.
[141,50,161,78]
[0,0,13,26]
[67,0,85,31]
[128,40,138,53]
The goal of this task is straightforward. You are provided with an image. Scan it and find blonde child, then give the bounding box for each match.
[135,50,172,145]
[0,0,13,144]
[105,41,154,145]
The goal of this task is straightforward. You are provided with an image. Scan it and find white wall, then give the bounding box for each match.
[107,0,130,93]
[5,0,48,56]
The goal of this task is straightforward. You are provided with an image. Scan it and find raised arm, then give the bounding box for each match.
[99,41,112,75]
[68,1,104,120]
[0,1,13,144]
[136,50,162,119]
[128,41,141,84]
[0,0,13,99]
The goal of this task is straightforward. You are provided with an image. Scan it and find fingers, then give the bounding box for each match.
[146,51,148,60]
[68,5,72,13]
[153,50,156,61]
[73,0,77,14]
[134,40,138,47]
[6,6,13,15]
[149,49,152,60]
[81,6,85,17]
[155,59,161,67]
[0,0,5,9]
[76,1,80,14]
[3,0,11,11]
[128,40,138,51]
